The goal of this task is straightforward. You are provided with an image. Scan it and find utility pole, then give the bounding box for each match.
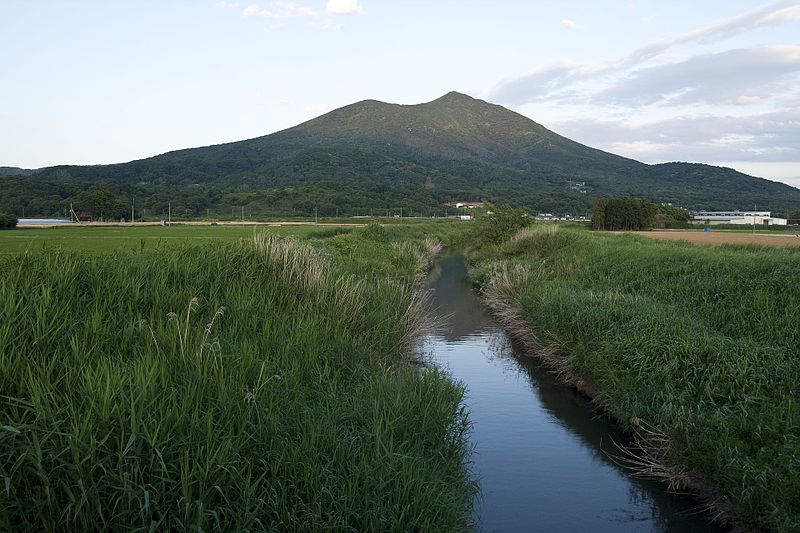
[168,202,171,226]
[131,199,134,224]
[315,206,318,224]
[241,206,244,223]
[400,207,403,218]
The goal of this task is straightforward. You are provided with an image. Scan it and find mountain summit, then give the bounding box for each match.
[11,92,800,214]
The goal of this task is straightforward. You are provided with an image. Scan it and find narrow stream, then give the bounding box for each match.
[421,254,723,532]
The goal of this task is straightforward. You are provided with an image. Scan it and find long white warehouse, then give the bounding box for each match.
[692,211,788,226]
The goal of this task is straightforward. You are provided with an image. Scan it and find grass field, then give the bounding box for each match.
[0,222,475,530]
[0,225,328,254]
[467,226,800,531]
[0,219,465,255]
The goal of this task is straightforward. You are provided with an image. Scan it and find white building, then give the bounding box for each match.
[692,211,787,226]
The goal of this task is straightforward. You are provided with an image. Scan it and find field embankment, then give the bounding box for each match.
[467,226,800,531]
[0,223,475,530]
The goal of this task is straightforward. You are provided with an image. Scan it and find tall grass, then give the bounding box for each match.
[0,230,473,531]
[469,226,800,531]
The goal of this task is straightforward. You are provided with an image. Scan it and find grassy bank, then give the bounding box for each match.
[0,223,475,530]
[467,226,800,531]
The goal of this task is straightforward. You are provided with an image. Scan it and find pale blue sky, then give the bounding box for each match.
[1,1,799,186]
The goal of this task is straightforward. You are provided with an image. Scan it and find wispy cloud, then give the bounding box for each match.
[595,45,800,107]
[550,108,800,163]
[242,1,319,19]
[488,1,800,181]
[560,19,578,30]
[492,1,800,105]
[326,0,364,15]
[232,0,360,29]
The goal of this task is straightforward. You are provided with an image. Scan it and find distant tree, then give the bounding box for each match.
[654,204,690,228]
[78,185,127,221]
[593,197,657,230]
[0,212,17,228]
[592,198,607,230]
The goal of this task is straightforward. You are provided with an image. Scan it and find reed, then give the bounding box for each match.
[0,227,473,531]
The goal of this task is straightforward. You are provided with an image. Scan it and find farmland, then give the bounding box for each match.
[467,225,800,531]
[0,221,475,530]
[0,224,345,254]
[3,219,799,530]
[635,229,800,247]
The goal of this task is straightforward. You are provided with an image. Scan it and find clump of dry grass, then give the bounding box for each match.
[255,232,438,350]
[481,263,589,394]
[392,237,444,283]
[499,224,560,257]
[252,233,328,293]
[510,224,558,242]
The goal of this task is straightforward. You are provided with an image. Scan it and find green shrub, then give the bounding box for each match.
[471,203,532,244]
[305,226,353,239]
[360,220,389,241]
[0,212,17,228]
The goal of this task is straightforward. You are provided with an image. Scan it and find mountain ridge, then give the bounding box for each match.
[3,92,799,216]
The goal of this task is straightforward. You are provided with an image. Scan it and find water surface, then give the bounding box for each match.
[421,254,722,532]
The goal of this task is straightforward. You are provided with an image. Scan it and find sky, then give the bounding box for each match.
[1,0,799,187]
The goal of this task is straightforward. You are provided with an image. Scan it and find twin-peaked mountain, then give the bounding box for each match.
[8,92,800,214]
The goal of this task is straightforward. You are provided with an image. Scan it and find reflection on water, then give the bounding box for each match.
[421,254,722,533]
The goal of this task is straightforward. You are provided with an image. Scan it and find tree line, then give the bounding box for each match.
[592,197,689,231]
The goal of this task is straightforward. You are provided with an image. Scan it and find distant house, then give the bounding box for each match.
[692,211,787,226]
[454,201,484,209]
[78,211,93,222]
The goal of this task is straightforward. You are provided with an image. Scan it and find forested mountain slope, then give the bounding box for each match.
[4,92,799,217]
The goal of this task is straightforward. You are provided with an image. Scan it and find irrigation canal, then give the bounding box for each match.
[421,254,723,532]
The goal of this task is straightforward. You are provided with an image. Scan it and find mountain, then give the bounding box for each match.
[0,166,34,176]
[4,92,800,217]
